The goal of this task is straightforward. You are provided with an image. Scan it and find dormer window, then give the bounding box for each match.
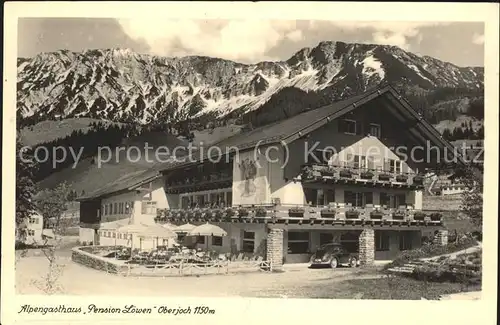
[369,123,381,138]
[339,119,357,135]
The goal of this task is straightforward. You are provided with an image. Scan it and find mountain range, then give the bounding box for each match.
[17,41,484,130]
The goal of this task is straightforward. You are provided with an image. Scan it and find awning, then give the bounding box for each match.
[188,222,227,237]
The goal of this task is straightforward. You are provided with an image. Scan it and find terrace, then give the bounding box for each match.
[156,203,444,227]
[300,164,426,189]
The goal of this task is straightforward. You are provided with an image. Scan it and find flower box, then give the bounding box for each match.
[320,208,336,218]
[289,208,305,217]
[413,212,426,221]
[392,212,406,220]
[378,173,392,181]
[238,208,249,218]
[255,208,267,218]
[396,174,408,182]
[360,171,374,180]
[412,174,425,186]
[339,169,353,178]
[301,166,313,179]
[213,209,223,219]
[430,213,442,221]
[321,168,336,177]
[370,210,384,219]
[345,210,360,219]
[225,208,236,218]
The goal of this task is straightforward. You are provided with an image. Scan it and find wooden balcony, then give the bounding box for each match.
[164,172,232,194]
[300,164,425,189]
[155,203,443,227]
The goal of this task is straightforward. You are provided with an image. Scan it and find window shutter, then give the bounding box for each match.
[401,162,408,174]
[367,156,375,170]
[384,159,390,172]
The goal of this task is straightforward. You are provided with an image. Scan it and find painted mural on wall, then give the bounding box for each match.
[238,158,258,197]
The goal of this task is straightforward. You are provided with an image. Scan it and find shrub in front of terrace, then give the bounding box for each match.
[384,236,479,270]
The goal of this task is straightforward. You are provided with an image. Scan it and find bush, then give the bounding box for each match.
[384,236,479,269]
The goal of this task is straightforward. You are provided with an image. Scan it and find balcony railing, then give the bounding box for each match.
[165,172,232,193]
[156,203,443,226]
[300,164,425,188]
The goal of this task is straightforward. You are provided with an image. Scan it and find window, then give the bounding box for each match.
[339,119,357,134]
[353,155,361,169]
[112,232,116,238]
[103,205,107,216]
[376,231,390,251]
[369,123,381,138]
[399,232,413,251]
[304,188,334,207]
[113,203,118,214]
[319,233,334,246]
[358,155,366,169]
[380,193,406,208]
[345,191,372,207]
[28,230,35,236]
[242,231,255,253]
[226,192,233,207]
[345,191,362,207]
[196,236,205,244]
[141,201,157,215]
[212,236,223,246]
[125,202,130,214]
[119,203,124,214]
[288,232,310,254]
[388,159,402,174]
[181,196,190,209]
[108,204,112,215]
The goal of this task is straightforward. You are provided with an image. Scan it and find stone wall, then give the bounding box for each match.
[71,247,129,275]
[359,229,375,266]
[433,229,449,246]
[266,228,284,271]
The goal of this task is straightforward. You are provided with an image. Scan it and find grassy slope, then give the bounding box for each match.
[19,118,123,146]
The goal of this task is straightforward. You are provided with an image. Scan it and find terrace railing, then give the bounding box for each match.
[156,203,444,225]
[300,164,425,188]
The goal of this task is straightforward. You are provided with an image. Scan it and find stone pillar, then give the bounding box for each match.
[433,229,448,246]
[359,228,375,266]
[266,228,284,271]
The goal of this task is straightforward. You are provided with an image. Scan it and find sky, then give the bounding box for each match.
[17,18,485,67]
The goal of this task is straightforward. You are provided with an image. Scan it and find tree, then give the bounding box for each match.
[458,166,483,229]
[16,136,38,239]
[30,182,74,294]
[35,182,73,233]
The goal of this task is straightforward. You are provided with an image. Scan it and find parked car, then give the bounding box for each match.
[309,243,359,268]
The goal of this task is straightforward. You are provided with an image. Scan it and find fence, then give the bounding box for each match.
[72,246,272,277]
[124,259,272,277]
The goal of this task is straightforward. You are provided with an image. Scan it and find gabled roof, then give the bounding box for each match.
[76,168,161,202]
[160,84,465,172]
